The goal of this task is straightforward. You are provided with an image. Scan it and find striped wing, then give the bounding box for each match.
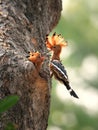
[50,60,79,98]
[50,60,69,82]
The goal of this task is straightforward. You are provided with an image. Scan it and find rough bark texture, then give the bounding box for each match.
[0,0,62,130]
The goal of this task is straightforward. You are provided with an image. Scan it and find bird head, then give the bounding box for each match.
[46,32,68,53]
[27,51,45,65]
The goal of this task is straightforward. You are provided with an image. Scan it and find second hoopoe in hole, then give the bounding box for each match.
[27,51,45,72]
[46,32,79,98]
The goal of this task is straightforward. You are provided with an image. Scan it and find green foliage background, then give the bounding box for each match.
[0,95,19,130]
[48,0,98,130]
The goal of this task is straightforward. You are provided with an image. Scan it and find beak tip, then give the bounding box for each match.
[26,55,29,58]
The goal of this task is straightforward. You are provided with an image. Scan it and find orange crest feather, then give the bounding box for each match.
[46,33,68,50]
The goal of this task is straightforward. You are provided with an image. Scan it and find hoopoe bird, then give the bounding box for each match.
[46,33,79,98]
[27,51,45,72]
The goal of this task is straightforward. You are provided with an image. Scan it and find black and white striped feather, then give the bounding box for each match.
[50,60,79,98]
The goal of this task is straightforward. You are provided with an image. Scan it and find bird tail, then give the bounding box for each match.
[69,89,79,99]
[62,80,79,99]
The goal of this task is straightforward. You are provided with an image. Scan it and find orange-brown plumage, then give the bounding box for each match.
[28,51,45,72]
[46,33,68,60]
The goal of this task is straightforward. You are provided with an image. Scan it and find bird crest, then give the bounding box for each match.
[46,32,68,50]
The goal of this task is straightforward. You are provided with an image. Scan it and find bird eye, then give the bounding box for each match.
[53,46,56,48]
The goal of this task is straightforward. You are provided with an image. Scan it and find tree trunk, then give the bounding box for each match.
[0,0,62,130]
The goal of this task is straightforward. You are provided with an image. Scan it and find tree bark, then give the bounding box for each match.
[0,0,62,130]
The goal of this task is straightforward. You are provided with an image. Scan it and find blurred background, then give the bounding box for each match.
[47,0,98,130]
